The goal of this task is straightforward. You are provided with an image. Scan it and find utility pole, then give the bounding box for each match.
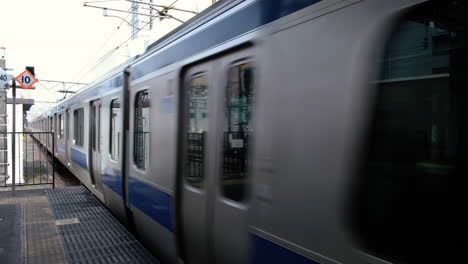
[11,78,16,195]
[0,48,8,188]
[149,0,153,29]
[131,1,139,39]
[0,47,5,68]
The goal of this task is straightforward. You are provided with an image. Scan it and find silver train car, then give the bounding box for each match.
[29,0,465,263]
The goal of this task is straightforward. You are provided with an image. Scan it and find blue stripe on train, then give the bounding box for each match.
[101,168,123,196]
[128,177,173,231]
[70,147,88,170]
[250,233,320,264]
[123,179,322,263]
[132,0,322,80]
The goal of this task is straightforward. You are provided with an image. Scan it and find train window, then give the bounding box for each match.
[66,110,70,139]
[352,1,466,263]
[134,91,150,171]
[73,108,84,146]
[98,105,101,152]
[110,99,121,160]
[185,74,208,188]
[221,63,254,202]
[90,103,101,152]
[49,117,53,147]
[58,114,64,138]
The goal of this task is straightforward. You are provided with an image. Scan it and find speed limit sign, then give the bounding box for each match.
[0,67,10,89]
[15,69,38,89]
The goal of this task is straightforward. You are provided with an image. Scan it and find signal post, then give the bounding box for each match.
[1,68,37,195]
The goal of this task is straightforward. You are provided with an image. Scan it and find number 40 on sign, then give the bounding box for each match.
[15,69,38,89]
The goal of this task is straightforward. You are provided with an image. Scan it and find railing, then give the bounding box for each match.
[223,132,249,178]
[185,132,250,182]
[0,132,55,189]
[187,132,204,184]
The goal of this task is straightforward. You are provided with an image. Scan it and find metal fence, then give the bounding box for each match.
[187,132,204,184]
[186,132,250,182]
[0,132,55,189]
[222,132,249,178]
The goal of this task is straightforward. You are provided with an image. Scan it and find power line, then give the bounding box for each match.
[88,46,120,72]
[39,79,88,85]
[125,0,196,14]
[86,1,189,73]
[85,0,123,3]
[86,14,157,74]
[37,80,87,91]
[72,8,133,83]
[33,100,59,103]
[104,13,139,29]
[77,0,196,86]
[147,1,185,23]
[84,3,161,19]
[73,27,122,82]
[37,82,62,90]
[169,0,181,9]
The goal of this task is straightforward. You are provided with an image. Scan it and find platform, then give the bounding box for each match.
[0,186,158,264]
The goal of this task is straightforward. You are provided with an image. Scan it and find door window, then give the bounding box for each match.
[91,105,97,151]
[58,114,64,138]
[134,91,150,171]
[98,105,101,152]
[185,74,208,188]
[66,110,69,139]
[73,108,84,146]
[110,99,121,160]
[91,104,102,152]
[221,63,254,202]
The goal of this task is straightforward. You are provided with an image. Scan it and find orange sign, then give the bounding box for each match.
[15,69,38,89]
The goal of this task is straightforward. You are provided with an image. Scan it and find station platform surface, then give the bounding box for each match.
[0,186,159,264]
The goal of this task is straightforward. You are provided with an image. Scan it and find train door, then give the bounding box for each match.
[211,54,254,264]
[90,100,104,193]
[179,49,254,264]
[179,61,215,264]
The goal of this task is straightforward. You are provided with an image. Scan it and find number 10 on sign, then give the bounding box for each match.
[15,69,38,89]
[22,75,31,83]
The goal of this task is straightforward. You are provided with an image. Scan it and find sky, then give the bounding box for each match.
[0,0,213,118]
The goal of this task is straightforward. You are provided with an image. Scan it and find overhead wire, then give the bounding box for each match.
[37,81,63,90]
[84,0,124,3]
[29,1,192,119]
[72,7,133,84]
[87,0,185,73]
[77,0,189,88]
[168,0,180,8]
[149,0,184,23]
[85,14,158,74]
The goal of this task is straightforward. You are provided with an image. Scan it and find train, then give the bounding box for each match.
[29,0,465,263]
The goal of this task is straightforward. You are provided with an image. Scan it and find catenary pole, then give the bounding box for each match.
[12,79,16,195]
